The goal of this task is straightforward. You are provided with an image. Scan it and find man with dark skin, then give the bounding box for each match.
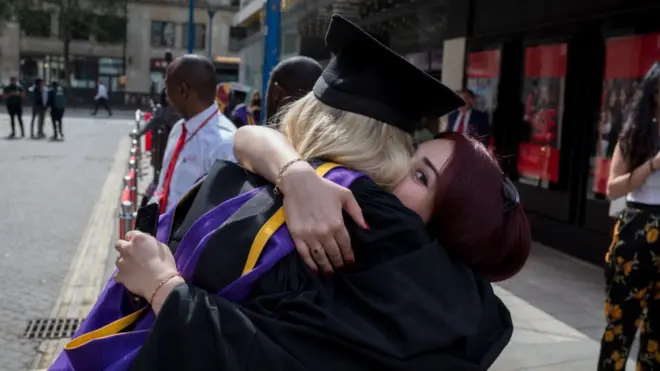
[165,55,223,120]
[149,55,236,214]
[265,56,323,123]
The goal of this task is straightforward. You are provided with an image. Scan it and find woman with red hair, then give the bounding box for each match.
[233,126,531,281]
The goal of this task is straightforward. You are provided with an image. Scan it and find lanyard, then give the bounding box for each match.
[183,107,219,145]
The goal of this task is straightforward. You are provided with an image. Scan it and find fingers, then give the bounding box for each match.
[341,190,369,230]
[335,227,354,264]
[322,236,344,269]
[293,238,318,273]
[309,241,334,276]
[114,239,130,253]
[125,230,142,241]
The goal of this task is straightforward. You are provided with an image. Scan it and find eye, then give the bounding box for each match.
[414,170,428,186]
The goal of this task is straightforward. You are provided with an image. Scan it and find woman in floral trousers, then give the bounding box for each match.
[599,62,660,371]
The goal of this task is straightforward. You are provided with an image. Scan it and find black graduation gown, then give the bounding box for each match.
[130,161,513,371]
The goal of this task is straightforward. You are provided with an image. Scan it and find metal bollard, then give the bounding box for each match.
[125,173,137,213]
[130,155,141,193]
[131,139,141,163]
[130,146,140,171]
[131,144,142,178]
[119,200,135,238]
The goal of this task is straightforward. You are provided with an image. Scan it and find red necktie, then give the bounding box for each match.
[159,125,188,214]
[456,113,466,133]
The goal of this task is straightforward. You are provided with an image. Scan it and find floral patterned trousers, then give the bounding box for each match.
[599,206,660,371]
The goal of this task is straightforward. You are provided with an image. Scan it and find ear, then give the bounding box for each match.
[180,83,189,98]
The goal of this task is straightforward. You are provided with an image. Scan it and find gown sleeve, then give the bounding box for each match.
[130,177,512,371]
[129,283,308,371]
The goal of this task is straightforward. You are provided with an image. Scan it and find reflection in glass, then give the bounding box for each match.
[589,32,660,199]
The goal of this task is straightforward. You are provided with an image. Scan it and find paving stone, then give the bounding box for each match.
[0,114,131,370]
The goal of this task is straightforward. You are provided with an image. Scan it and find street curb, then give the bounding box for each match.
[30,136,131,369]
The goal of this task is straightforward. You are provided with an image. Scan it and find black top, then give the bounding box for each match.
[313,15,464,134]
[3,84,23,107]
[130,161,512,371]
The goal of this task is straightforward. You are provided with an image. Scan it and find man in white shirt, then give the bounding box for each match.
[446,88,491,145]
[92,81,112,116]
[150,54,237,214]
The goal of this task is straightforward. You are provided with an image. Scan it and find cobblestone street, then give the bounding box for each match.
[0,113,131,371]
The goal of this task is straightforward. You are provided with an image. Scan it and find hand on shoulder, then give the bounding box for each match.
[280,161,368,275]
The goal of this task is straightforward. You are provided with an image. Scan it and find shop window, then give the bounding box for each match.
[69,56,97,88]
[151,21,176,48]
[19,10,51,38]
[183,23,207,50]
[99,58,123,75]
[518,43,567,188]
[466,49,501,142]
[19,56,43,84]
[430,50,443,73]
[589,32,660,199]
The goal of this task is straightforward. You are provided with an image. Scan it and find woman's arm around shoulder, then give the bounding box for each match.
[233,125,368,273]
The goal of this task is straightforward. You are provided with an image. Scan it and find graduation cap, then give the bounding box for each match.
[313,15,464,134]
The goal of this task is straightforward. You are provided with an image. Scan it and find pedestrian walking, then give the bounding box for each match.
[29,78,47,139]
[47,81,66,140]
[92,80,112,116]
[2,76,25,139]
[599,62,660,371]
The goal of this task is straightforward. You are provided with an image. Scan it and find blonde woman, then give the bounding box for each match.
[57,16,512,371]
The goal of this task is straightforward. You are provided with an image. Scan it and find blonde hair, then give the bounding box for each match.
[278,92,414,189]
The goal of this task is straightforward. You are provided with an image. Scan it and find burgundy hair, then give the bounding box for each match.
[428,132,531,282]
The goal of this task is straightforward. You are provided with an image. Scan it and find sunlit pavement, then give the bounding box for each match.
[491,243,637,371]
[0,113,131,371]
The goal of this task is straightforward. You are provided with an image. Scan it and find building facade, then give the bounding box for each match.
[233,0,304,92]
[431,0,660,264]
[233,0,265,90]
[0,0,241,106]
[234,0,660,264]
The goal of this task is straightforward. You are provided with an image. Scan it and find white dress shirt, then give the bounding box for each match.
[95,84,108,100]
[453,109,472,134]
[42,88,49,105]
[151,104,237,213]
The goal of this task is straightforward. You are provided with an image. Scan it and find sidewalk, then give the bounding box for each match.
[30,143,154,370]
[491,243,633,370]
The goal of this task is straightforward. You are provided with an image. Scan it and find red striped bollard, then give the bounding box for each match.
[144,112,153,153]
[119,175,134,239]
